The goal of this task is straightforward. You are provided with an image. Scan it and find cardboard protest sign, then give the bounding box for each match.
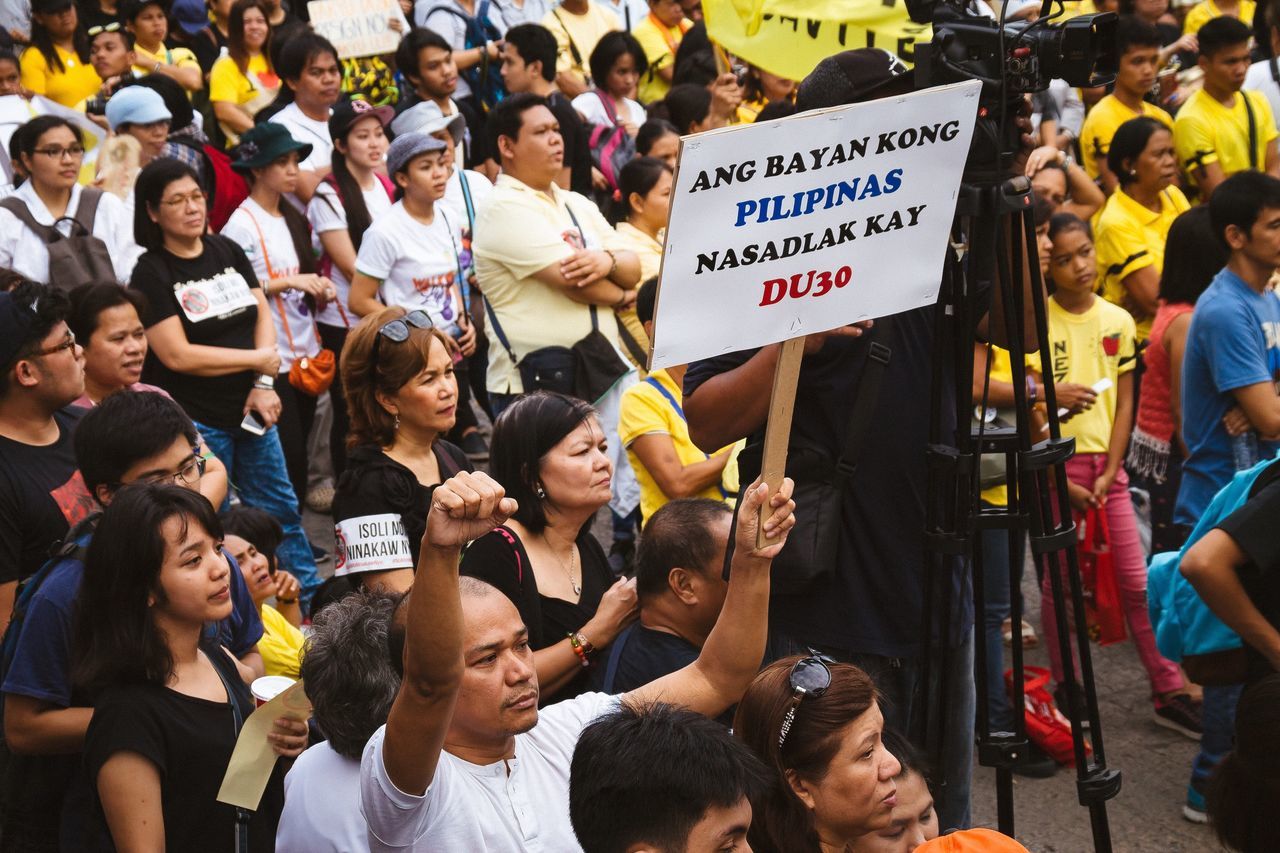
[703,0,931,79]
[307,0,407,58]
[649,79,980,371]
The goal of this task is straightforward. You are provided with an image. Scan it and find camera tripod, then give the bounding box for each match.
[912,174,1121,851]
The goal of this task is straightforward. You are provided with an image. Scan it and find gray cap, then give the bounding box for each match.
[390,101,466,146]
[386,131,447,176]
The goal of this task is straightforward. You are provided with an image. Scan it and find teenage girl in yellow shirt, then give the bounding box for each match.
[209,0,279,144]
[20,0,102,108]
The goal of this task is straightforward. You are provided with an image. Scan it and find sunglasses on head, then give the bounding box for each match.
[373,310,432,358]
[778,653,835,751]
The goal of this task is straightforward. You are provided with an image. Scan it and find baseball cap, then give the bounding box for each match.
[0,289,39,368]
[915,829,1031,853]
[329,98,394,141]
[171,0,211,35]
[795,49,913,111]
[386,131,446,177]
[390,101,465,146]
[105,85,173,131]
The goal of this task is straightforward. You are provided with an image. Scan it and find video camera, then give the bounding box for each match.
[907,0,1118,174]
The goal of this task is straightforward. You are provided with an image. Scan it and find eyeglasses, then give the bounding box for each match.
[373,310,433,358]
[32,145,85,160]
[777,654,834,751]
[86,22,121,37]
[32,331,77,357]
[160,189,207,209]
[121,449,207,489]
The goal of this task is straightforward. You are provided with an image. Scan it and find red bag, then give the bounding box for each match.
[1076,507,1126,646]
[1006,666,1092,766]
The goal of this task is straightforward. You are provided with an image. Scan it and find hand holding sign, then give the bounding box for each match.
[425,471,518,550]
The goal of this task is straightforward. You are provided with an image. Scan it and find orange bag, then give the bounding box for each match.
[1076,508,1126,646]
[1006,666,1092,767]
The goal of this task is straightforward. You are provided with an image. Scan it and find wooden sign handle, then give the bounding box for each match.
[756,337,805,549]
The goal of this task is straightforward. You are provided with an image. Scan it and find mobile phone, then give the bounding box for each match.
[1057,378,1113,419]
[240,410,267,436]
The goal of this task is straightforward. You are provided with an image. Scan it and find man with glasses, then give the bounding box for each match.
[359,472,793,851]
[0,283,91,638]
[1,389,265,849]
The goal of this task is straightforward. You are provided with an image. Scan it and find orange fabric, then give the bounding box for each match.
[916,829,1031,852]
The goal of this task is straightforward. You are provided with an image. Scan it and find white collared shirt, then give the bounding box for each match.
[0,180,141,284]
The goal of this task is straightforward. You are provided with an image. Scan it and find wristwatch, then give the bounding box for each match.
[254,373,275,389]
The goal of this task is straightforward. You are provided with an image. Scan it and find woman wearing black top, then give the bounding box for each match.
[74,484,308,853]
[129,158,322,608]
[460,392,637,702]
[332,307,472,593]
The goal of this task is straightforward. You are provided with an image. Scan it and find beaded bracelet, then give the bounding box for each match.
[567,632,591,668]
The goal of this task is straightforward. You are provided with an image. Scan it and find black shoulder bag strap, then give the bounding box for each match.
[1270,54,1280,86]
[834,316,897,483]
[551,8,586,81]
[211,653,252,853]
[1245,90,1259,171]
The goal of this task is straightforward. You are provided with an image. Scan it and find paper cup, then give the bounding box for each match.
[251,675,295,707]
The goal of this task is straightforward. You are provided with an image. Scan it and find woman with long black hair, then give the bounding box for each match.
[20,0,100,108]
[222,122,337,515]
[307,99,395,477]
[74,484,308,852]
[209,0,278,144]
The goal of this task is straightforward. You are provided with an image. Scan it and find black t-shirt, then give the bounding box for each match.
[332,441,472,578]
[1215,459,1280,684]
[460,526,612,700]
[546,91,593,198]
[132,235,262,430]
[82,644,285,853]
[684,301,980,659]
[598,623,698,694]
[0,407,95,585]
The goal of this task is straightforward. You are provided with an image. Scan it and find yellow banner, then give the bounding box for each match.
[704,0,932,82]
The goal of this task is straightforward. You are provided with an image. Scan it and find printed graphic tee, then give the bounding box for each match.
[355,202,465,333]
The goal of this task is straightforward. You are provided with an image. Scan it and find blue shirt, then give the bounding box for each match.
[1176,268,1280,525]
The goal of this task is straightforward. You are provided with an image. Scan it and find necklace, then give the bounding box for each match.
[545,534,581,596]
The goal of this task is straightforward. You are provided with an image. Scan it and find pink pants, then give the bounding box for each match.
[1040,453,1184,697]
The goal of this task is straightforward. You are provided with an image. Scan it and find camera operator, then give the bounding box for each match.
[684,49,1039,831]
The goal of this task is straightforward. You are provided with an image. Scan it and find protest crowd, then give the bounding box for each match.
[2,0,1280,847]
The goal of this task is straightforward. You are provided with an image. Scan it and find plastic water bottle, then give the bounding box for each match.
[1233,431,1259,471]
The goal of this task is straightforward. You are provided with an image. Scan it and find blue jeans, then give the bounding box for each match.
[979,520,1017,732]
[196,421,321,610]
[490,391,519,422]
[1190,683,1243,795]
[767,630,976,831]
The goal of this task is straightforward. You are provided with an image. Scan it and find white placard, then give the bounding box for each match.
[649,80,981,370]
[334,512,413,575]
[308,0,407,59]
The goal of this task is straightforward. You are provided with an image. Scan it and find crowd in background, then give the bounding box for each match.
[0,0,1278,848]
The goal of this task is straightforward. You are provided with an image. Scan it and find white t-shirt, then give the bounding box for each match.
[221,197,322,369]
[0,181,141,283]
[277,742,369,853]
[441,167,493,232]
[354,201,466,332]
[307,178,395,328]
[271,102,334,211]
[359,691,618,852]
[594,0,647,29]
[414,2,509,99]
[1245,59,1280,134]
[571,91,644,129]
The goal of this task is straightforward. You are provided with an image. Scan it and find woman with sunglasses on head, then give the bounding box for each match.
[209,0,278,144]
[222,122,337,516]
[332,306,473,594]
[734,655,902,853]
[74,484,307,853]
[307,99,396,479]
[850,730,939,853]
[0,115,140,283]
[21,0,101,108]
[129,157,322,609]
[459,391,639,702]
[222,505,305,677]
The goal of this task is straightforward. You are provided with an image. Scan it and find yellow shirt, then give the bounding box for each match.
[979,346,1016,509]
[1174,88,1278,186]
[612,220,662,369]
[631,14,691,104]
[1093,185,1189,342]
[258,603,305,679]
[1046,296,1138,455]
[132,43,201,81]
[20,44,101,109]
[1078,94,1174,181]
[210,53,278,108]
[1183,0,1255,33]
[541,3,619,88]
[618,367,739,522]
[473,175,630,394]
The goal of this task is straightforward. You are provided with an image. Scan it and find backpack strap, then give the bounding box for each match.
[594,90,619,126]
[494,526,524,585]
[1270,54,1280,86]
[72,186,104,236]
[0,197,58,242]
[601,622,636,694]
[1244,90,1259,171]
[209,649,252,853]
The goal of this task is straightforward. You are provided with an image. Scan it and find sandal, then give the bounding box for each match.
[1002,618,1039,648]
